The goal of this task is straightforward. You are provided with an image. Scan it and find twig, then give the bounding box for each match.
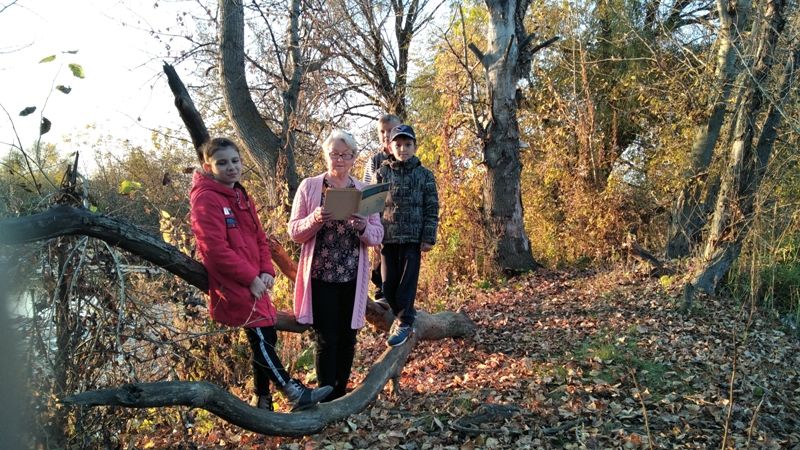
[744,393,765,449]
[541,419,581,435]
[629,369,654,450]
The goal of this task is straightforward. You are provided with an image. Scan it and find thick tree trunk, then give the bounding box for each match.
[687,0,790,303]
[468,0,556,274]
[665,0,750,259]
[218,0,309,200]
[483,127,538,273]
[218,0,283,183]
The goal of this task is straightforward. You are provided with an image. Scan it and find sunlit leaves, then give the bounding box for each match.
[39,55,56,63]
[118,179,143,195]
[68,63,85,79]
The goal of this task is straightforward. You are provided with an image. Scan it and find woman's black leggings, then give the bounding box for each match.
[311,278,358,401]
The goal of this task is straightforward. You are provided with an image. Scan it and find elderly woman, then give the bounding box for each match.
[288,130,384,401]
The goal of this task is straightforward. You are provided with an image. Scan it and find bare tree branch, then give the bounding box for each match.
[62,339,417,436]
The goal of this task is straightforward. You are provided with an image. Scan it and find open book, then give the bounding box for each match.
[324,183,390,220]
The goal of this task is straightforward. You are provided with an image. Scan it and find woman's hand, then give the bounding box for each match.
[421,242,433,252]
[349,214,367,232]
[259,273,275,290]
[313,206,332,224]
[250,276,268,299]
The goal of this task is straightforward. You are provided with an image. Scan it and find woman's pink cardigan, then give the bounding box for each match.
[288,173,384,329]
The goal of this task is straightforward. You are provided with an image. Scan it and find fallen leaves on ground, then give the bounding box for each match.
[159,268,800,449]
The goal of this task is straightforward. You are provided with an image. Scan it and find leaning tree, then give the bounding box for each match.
[665,0,751,259]
[684,0,799,307]
[0,203,476,435]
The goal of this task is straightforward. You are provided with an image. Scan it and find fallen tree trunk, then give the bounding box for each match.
[1,205,476,434]
[62,340,416,436]
[0,205,476,336]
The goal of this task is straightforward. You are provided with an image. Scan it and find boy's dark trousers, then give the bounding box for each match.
[244,326,292,396]
[380,242,420,326]
[311,278,358,401]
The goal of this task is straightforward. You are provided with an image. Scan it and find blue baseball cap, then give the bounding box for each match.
[389,124,416,142]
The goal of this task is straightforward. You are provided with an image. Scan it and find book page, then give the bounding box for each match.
[358,183,390,216]
[324,188,361,220]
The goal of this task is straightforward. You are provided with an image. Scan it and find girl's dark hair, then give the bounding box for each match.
[199,137,241,162]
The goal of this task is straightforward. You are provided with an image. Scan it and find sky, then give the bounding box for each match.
[0,0,192,173]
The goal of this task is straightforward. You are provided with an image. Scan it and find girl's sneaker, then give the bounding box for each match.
[282,379,334,412]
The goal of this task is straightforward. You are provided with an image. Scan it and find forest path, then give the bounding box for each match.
[191,269,800,449]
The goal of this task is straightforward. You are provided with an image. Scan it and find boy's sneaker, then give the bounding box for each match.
[387,323,414,347]
[281,379,334,412]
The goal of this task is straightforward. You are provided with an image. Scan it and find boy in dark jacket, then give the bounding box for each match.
[376,125,439,346]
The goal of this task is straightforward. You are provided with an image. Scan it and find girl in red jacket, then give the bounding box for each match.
[190,137,331,411]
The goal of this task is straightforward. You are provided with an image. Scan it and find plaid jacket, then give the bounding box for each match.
[376,156,439,245]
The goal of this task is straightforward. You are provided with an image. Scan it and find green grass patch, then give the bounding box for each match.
[293,345,315,372]
[570,331,678,399]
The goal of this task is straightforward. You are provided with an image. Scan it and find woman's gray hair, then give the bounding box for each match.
[322,129,359,154]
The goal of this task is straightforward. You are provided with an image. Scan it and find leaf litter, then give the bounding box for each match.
[159,268,800,449]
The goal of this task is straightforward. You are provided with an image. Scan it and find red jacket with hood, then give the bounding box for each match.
[190,171,277,328]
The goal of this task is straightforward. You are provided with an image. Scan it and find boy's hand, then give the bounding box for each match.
[259,273,275,289]
[349,213,367,232]
[313,206,332,224]
[250,276,268,299]
[421,242,433,252]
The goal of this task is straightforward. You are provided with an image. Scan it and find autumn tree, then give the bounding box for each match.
[666,0,752,258]
[466,0,557,273]
[686,0,799,305]
[218,0,332,201]
[319,0,444,119]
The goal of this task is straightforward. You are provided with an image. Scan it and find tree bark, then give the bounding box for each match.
[163,62,209,162]
[687,0,790,302]
[665,0,751,259]
[62,339,417,436]
[218,0,285,186]
[469,0,556,274]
